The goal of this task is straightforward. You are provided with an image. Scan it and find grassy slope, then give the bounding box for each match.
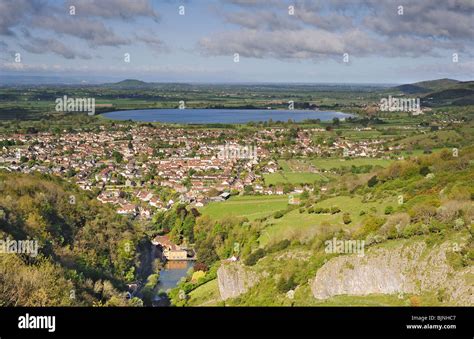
[188,279,221,306]
[258,195,397,247]
[199,195,289,221]
[193,146,474,306]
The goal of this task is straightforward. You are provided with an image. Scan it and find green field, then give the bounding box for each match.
[310,157,392,170]
[199,195,289,221]
[266,158,390,186]
[340,129,383,140]
[263,172,327,185]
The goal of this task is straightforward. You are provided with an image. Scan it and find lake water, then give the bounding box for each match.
[103,108,353,124]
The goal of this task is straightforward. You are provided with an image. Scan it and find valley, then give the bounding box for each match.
[0,79,473,307]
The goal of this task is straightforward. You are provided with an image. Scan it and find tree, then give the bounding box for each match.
[277,275,297,293]
[368,175,378,187]
[244,248,266,266]
[244,185,254,194]
[182,214,195,243]
[195,237,219,267]
[112,150,123,163]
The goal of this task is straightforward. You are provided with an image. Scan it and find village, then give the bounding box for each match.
[0,124,394,223]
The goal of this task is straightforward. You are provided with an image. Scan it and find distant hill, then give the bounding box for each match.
[394,84,429,94]
[393,79,474,106]
[394,78,460,94]
[108,79,150,88]
[413,78,460,91]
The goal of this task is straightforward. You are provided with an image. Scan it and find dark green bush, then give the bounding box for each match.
[343,212,352,224]
[274,211,284,219]
[267,239,291,253]
[385,205,394,215]
[276,275,297,293]
[244,248,266,266]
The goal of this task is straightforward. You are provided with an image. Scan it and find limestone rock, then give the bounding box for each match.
[311,241,473,305]
[217,262,259,300]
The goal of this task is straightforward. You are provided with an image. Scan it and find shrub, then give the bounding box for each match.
[343,212,352,224]
[368,175,378,187]
[453,218,465,230]
[330,206,341,214]
[191,270,206,283]
[409,203,437,223]
[446,251,465,270]
[193,262,208,272]
[467,249,474,262]
[385,225,399,239]
[419,166,430,176]
[436,289,447,303]
[401,223,422,238]
[244,248,266,266]
[276,275,297,293]
[424,233,443,246]
[428,220,447,233]
[273,211,284,219]
[379,213,410,237]
[267,239,291,253]
[384,205,394,215]
[358,215,386,238]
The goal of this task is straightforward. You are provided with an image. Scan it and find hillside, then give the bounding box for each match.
[394,84,429,94]
[412,78,460,91]
[176,147,474,306]
[0,172,145,306]
[394,79,460,94]
[393,78,474,106]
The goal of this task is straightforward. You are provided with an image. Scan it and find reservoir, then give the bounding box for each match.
[103,108,353,124]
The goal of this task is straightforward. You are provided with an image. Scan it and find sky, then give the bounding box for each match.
[0,0,473,84]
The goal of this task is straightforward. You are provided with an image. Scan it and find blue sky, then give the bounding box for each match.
[0,0,473,83]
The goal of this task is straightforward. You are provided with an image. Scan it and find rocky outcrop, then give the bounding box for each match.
[217,262,260,300]
[311,241,473,305]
